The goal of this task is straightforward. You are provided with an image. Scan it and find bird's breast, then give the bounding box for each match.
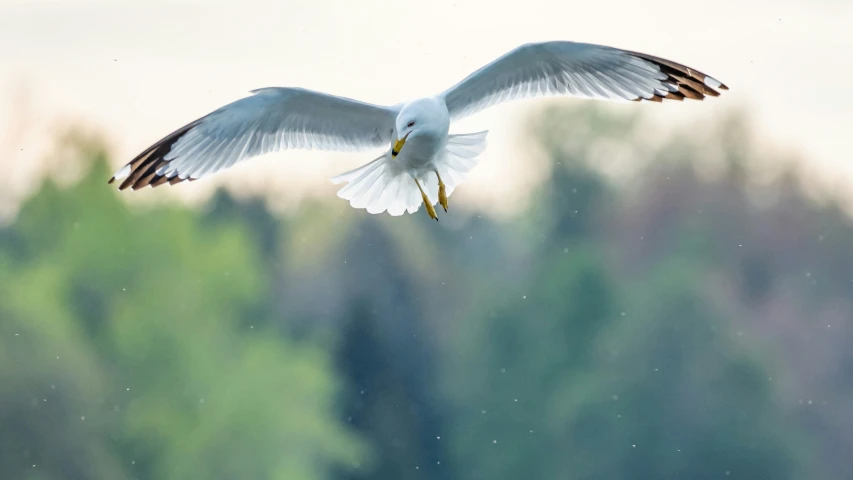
[397,132,446,170]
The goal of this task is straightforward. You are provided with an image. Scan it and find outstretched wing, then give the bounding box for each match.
[110,87,399,190]
[440,41,728,121]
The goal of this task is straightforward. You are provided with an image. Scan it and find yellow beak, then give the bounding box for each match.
[392,133,408,158]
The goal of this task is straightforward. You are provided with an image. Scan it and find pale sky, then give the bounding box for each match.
[1,0,851,219]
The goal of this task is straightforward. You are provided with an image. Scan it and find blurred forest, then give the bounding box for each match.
[2,103,851,480]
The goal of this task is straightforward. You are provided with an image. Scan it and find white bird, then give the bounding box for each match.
[109,41,727,220]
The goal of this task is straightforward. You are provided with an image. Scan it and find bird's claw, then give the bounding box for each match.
[424,200,438,222]
[414,177,438,221]
[424,199,438,221]
[435,170,449,213]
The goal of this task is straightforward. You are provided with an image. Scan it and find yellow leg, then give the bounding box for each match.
[435,170,448,212]
[414,177,438,221]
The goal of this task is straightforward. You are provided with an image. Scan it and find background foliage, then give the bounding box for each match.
[3,104,849,479]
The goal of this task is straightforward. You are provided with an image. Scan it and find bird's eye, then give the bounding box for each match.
[407,121,415,128]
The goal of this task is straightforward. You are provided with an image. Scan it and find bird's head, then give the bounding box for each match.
[392,98,448,157]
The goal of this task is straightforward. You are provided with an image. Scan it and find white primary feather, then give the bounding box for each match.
[440,41,726,121]
[110,87,398,189]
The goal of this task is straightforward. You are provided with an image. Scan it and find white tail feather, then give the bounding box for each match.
[330,130,488,216]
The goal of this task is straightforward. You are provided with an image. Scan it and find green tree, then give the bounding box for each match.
[443,244,618,480]
[554,259,807,480]
[332,223,456,480]
[0,137,363,479]
[441,105,810,480]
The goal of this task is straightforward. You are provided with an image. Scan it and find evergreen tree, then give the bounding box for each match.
[332,222,455,480]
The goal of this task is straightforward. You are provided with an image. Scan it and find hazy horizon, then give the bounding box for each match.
[2,0,851,219]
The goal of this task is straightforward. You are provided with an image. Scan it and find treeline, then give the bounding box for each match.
[2,104,849,479]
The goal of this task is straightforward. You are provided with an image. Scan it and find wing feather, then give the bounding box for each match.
[440,41,727,120]
[110,87,398,190]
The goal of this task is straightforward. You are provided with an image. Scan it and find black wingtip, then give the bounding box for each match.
[115,119,202,191]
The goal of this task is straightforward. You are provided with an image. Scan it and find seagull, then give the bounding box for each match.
[109,41,727,220]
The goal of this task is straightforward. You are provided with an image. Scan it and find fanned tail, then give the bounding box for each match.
[330,153,424,216]
[433,130,488,199]
[330,130,489,216]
